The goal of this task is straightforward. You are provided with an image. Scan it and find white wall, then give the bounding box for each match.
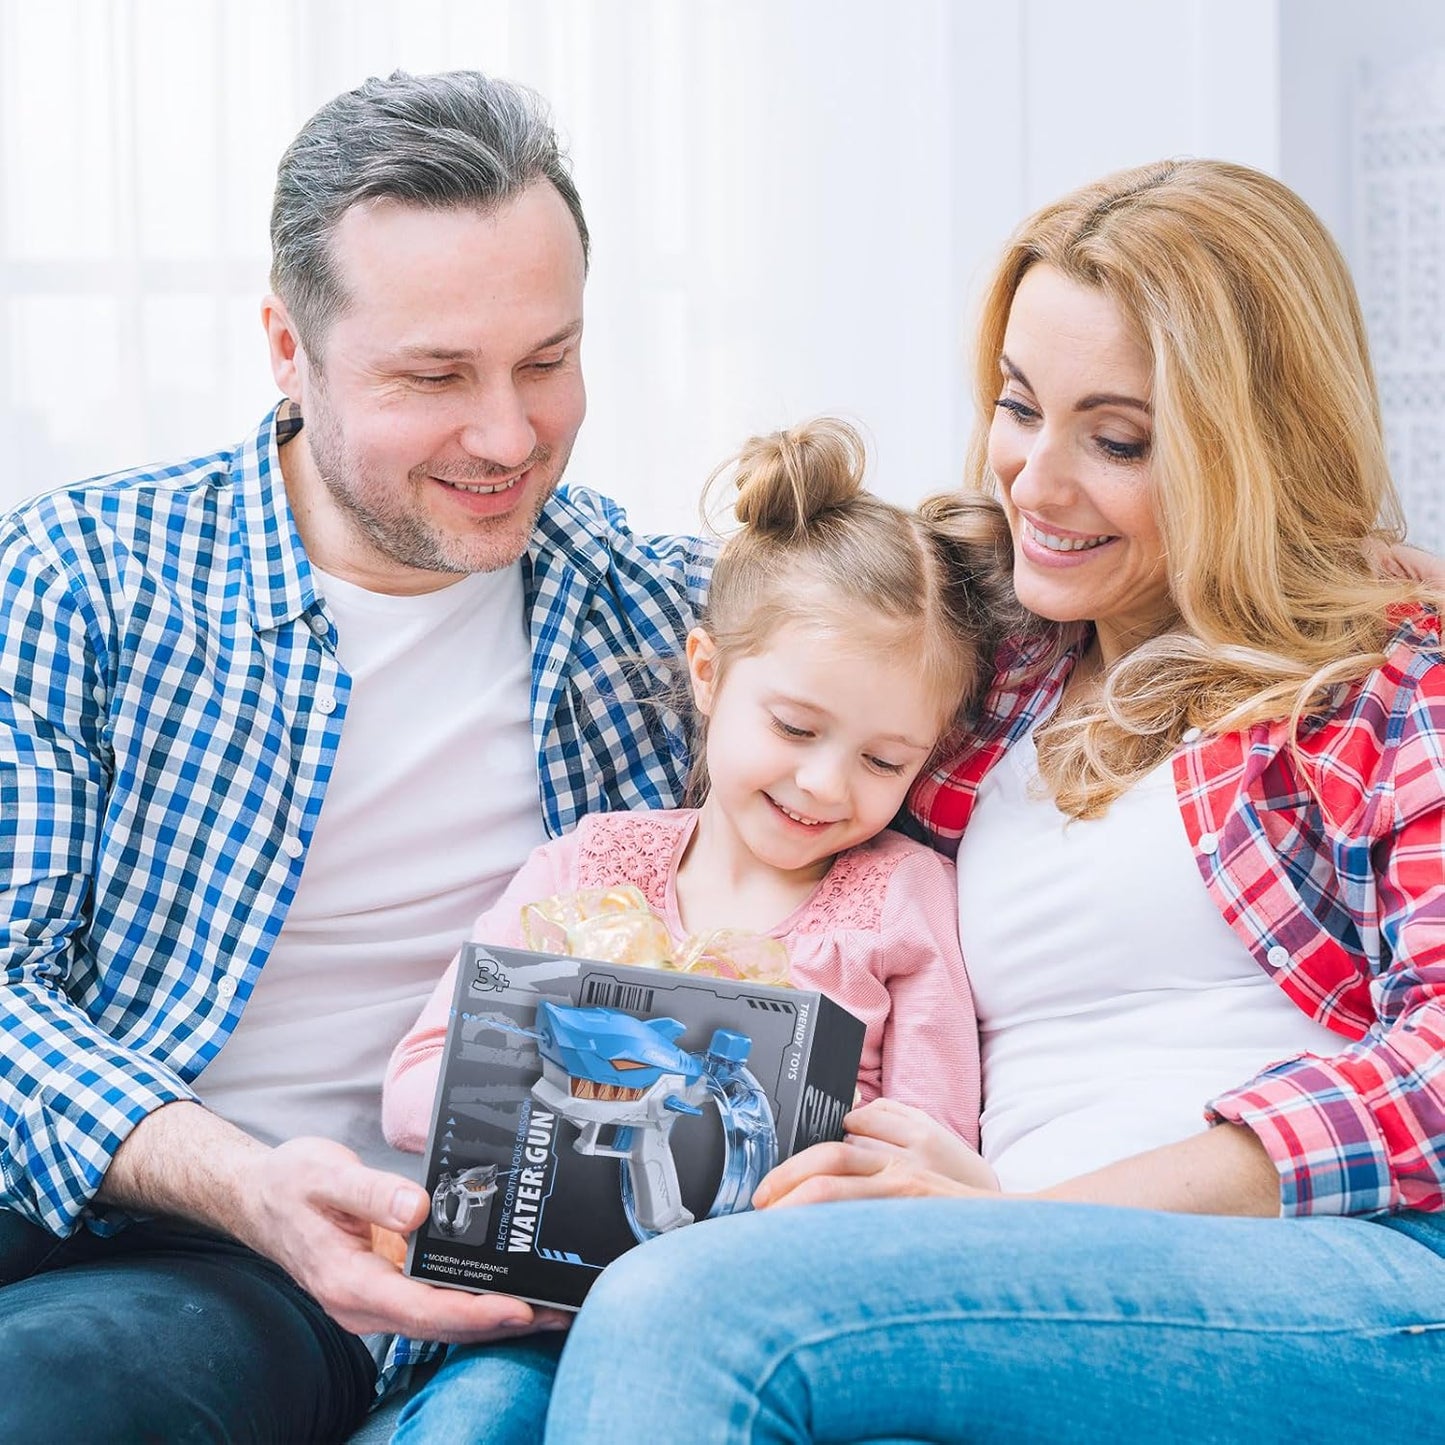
[1279,0,1445,267]
[2,0,1279,533]
[1278,0,1445,550]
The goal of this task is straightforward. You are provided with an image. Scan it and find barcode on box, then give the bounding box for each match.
[581,979,656,1014]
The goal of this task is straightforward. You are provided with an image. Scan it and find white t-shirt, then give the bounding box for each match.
[956,721,1342,1193]
[198,564,547,1179]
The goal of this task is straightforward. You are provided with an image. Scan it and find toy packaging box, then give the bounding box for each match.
[404,941,865,1310]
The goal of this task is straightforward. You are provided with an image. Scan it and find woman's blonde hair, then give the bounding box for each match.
[969,158,1432,817]
[688,417,1022,801]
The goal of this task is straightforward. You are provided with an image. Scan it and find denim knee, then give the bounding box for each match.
[395,1333,565,1445]
[577,1213,737,1334]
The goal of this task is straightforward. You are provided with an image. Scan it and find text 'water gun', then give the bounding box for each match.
[500,1001,778,1241]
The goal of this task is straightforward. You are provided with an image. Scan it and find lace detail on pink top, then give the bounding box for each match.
[574,811,903,937]
[574,812,687,911]
[789,838,897,934]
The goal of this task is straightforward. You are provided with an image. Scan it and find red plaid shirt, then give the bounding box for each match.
[907,608,1445,1218]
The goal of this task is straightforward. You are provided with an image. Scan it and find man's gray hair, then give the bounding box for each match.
[270,69,589,352]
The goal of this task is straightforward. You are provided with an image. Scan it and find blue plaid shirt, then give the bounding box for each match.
[0,402,713,1251]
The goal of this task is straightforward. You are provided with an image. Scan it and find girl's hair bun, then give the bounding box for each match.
[727,418,868,536]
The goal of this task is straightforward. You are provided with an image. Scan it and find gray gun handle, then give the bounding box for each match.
[628,1119,694,1233]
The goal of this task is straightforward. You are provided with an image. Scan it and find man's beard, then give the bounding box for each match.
[305,392,561,576]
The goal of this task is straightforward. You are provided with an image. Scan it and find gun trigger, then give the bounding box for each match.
[664,1096,704,1116]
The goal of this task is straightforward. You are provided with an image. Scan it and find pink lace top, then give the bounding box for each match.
[383,809,979,1151]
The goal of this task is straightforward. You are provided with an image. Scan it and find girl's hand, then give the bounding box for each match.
[840,1098,999,1189]
[752,1099,1001,1210]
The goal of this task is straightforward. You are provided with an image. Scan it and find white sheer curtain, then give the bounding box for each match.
[1,0,1277,531]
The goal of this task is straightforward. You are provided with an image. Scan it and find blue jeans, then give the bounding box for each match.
[532,1198,1445,1442]
[0,1208,375,1443]
[393,1334,567,1444]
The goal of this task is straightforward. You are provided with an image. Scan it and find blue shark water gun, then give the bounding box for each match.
[509,1001,778,1240]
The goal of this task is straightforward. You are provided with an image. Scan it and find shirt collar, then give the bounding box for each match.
[528,486,612,583]
[234,399,319,634]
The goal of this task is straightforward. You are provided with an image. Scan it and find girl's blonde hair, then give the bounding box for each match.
[968,158,1433,818]
[689,417,1022,800]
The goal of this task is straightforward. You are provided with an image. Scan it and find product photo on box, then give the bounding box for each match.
[404,941,865,1310]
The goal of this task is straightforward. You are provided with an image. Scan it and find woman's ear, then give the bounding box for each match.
[685,628,719,716]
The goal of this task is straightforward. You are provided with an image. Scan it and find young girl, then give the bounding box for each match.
[379,418,1018,1441]
[383,419,1016,1165]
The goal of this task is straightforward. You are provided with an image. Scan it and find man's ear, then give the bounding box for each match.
[685,628,719,716]
[261,294,307,402]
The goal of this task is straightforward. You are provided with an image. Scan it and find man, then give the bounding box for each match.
[0,70,711,1441]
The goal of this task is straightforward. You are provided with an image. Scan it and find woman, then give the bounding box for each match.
[541,160,1445,1440]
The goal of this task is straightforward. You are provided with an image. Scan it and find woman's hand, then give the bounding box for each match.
[1369,538,1445,585]
[752,1098,1001,1210]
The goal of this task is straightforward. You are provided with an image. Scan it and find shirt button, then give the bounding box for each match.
[1182,727,1202,743]
[1199,831,1220,855]
[282,835,304,859]
[216,976,237,1000]
[1266,945,1290,968]
[316,694,337,715]
[309,614,330,636]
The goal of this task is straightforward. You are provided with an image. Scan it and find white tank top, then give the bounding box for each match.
[956,720,1342,1193]
[198,564,547,1178]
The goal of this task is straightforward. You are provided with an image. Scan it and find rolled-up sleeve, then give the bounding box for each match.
[1210,677,1445,1217]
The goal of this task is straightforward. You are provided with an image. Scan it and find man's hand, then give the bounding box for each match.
[236,1136,570,1341]
[99,1102,570,1343]
[752,1099,999,1210]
